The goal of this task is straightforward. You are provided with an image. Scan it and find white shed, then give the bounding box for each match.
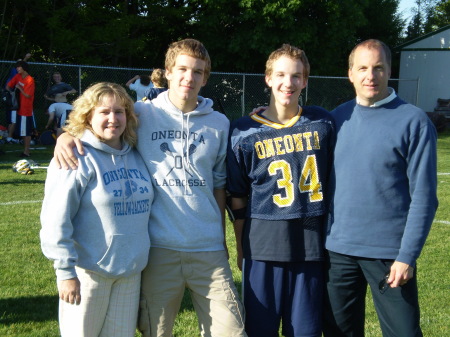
[397,25,450,113]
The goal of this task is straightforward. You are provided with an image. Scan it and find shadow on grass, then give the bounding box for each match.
[0,295,58,324]
[0,178,46,185]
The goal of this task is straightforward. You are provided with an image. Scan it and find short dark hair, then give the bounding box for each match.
[16,60,30,73]
[140,75,151,86]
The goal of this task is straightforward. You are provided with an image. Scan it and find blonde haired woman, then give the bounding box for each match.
[41,82,153,337]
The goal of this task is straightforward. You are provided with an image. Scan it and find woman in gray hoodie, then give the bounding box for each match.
[40,82,153,337]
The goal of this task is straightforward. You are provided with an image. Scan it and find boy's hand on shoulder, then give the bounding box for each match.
[250,106,267,116]
[54,133,84,170]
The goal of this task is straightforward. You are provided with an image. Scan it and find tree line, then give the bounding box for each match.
[1,0,448,78]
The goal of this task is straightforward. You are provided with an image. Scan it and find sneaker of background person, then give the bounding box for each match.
[6,137,20,144]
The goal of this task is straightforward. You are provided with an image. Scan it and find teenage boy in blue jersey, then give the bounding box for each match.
[323,39,438,337]
[227,44,334,337]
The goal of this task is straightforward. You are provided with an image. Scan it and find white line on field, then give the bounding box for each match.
[1,201,449,227]
[438,172,450,175]
[0,200,42,206]
[5,147,47,152]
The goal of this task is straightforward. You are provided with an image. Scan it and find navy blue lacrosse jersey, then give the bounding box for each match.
[227,106,335,261]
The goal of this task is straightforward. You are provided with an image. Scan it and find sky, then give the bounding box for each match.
[398,0,418,21]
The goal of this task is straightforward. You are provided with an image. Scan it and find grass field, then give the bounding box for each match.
[0,130,449,336]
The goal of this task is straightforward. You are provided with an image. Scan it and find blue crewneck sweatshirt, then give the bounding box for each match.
[325,96,438,266]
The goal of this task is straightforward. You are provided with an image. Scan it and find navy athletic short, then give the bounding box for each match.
[16,115,34,137]
[243,259,324,337]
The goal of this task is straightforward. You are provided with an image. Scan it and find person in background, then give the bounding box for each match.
[227,44,334,337]
[126,74,153,101]
[40,82,153,337]
[44,71,77,103]
[3,53,31,144]
[5,53,32,84]
[45,94,73,137]
[144,68,167,100]
[323,39,438,337]
[6,60,35,157]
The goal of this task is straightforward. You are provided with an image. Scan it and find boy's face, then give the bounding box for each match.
[53,73,62,83]
[266,56,307,108]
[166,54,207,108]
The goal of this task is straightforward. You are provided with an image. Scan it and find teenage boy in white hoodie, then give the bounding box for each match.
[54,39,246,337]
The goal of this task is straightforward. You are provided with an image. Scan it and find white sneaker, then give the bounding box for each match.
[7,138,19,144]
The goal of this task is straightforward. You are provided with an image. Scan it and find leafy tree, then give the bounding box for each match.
[403,0,449,39]
[424,0,450,32]
[192,0,370,75]
[0,0,406,76]
[354,0,404,49]
[405,0,426,39]
[192,0,404,76]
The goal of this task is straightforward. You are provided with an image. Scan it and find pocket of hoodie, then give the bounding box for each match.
[97,233,150,277]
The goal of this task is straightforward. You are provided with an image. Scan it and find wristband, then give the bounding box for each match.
[231,207,247,221]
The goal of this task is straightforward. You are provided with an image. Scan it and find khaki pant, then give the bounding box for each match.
[139,247,246,337]
[59,267,140,337]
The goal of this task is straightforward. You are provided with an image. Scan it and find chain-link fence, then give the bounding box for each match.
[1,60,418,130]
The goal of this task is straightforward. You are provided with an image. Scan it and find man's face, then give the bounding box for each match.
[265,56,307,108]
[165,54,207,108]
[348,46,391,106]
[53,73,62,83]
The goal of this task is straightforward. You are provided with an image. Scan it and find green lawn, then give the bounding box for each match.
[0,130,449,336]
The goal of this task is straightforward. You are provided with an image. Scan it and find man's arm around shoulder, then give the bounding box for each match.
[54,132,84,169]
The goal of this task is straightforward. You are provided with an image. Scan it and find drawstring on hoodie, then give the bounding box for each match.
[181,111,191,195]
[155,91,214,196]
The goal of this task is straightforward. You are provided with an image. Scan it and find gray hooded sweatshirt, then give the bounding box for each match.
[40,130,153,281]
[134,90,229,252]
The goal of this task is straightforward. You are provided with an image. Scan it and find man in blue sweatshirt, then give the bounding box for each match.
[323,39,438,337]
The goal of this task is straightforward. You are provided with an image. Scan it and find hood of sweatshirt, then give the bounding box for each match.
[80,129,132,156]
[151,90,214,117]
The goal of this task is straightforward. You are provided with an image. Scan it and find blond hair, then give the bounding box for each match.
[165,39,211,80]
[265,44,310,81]
[151,68,167,88]
[64,82,138,147]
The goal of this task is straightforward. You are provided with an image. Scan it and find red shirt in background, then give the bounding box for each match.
[7,73,35,116]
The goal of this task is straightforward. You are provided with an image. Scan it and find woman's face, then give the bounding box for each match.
[90,95,126,149]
